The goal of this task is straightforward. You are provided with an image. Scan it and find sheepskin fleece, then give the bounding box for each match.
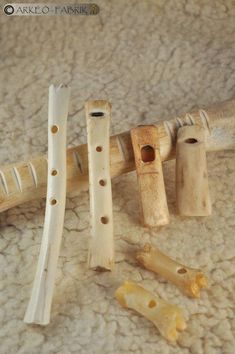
[0,1,235,353]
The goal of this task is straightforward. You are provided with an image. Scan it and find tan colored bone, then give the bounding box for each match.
[137,244,207,298]
[176,125,211,216]
[115,281,186,342]
[130,125,169,227]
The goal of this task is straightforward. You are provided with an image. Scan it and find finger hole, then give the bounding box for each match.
[99,179,106,186]
[177,268,187,274]
[51,169,58,176]
[100,216,109,224]
[50,198,57,206]
[51,125,59,134]
[148,300,157,308]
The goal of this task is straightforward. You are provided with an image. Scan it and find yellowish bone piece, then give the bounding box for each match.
[115,281,187,342]
[137,243,208,298]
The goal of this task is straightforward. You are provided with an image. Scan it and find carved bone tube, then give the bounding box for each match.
[115,281,187,342]
[0,98,235,213]
[176,125,212,216]
[137,243,207,298]
[86,100,114,271]
[24,84,70,325]
[130,125,169,227]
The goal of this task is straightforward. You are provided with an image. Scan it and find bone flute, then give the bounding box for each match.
[86,100,114,271]
[24,84,70,325]
[0,98,235,213]
[137,243,208,298]
[115,281,187,342]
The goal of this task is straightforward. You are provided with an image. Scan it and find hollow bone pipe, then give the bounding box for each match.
[0,98,235,213]
[24,84,70,325]
[86,100,114,271]
[176,125,212,216]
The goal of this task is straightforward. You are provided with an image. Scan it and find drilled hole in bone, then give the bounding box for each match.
[90,112,104,117]
[51,125,59,134]
[177,268,187,274]
[148,300,157,308]
[99,179,106,186]
[50,198,57,206]
[100,216,109,224]
[141,145,155,162]
[51,169,58,176]
[96,146,103,152]
[185,138,198,144]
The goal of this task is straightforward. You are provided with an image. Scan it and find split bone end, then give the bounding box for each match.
[136,243,208,298]
[115,281,187,342]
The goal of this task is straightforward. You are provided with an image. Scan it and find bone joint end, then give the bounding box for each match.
[115,281,187,342]
[136,243,208,298]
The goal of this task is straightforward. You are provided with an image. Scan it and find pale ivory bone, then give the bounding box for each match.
[130,125,169,227]
[137,243,208,298]
[115,281,186,342]
[24,84,70,325]
[0,98,235,213]
[85,100,114,271]
[176,125,211,216]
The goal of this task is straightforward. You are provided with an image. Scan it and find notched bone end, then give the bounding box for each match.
[157,304,187,342]
[88,250,114,272]
[136,243,153,266]
[184,271,208,298]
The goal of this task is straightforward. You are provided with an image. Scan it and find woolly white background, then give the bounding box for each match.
[0,1,235,353]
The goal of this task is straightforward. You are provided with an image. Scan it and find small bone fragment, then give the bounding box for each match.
[86,100,114,271]
[115,281,186,342]
[137,244,208,298]
[130,125,169,227]
[24,84,70,325]
[176,125,211,216]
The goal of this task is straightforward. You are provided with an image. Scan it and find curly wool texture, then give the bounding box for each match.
[0,1,235,353]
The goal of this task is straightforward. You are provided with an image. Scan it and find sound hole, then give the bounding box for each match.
[90,112,104,117]
[141,145,155,162]
[185,138,198,144]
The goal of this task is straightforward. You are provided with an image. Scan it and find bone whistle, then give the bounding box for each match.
[176,125,212,216]
[1,98,235,214]
[86,100,114,271]
[130,125,169,227]
[137,243,208,298]
[24,84,70,325]
[115,281,187,342]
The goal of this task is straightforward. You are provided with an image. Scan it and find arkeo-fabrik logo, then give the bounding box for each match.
[4,4,14,15]
[3,3,100,16]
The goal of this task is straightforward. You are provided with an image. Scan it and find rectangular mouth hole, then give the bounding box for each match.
[90,112,104,117]
[141,145,155,162]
